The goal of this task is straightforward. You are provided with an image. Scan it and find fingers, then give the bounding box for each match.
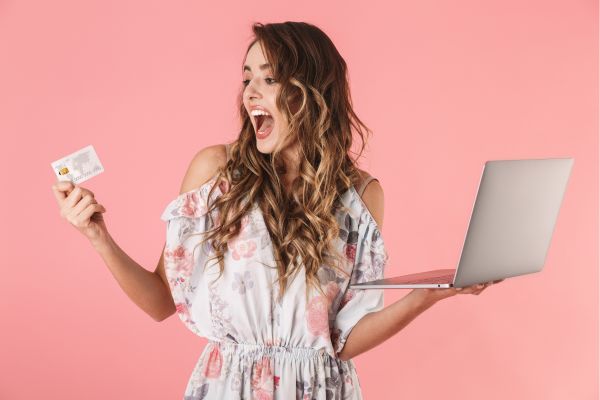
[61,186,84,217]
[52,180,75,203]
[52,181,95,201]
[472,283,488,295]
[68,193,97,219]
[454,281,495,295]
[72,203,105,227]
[53,181,102,223]
[69,204,102,228]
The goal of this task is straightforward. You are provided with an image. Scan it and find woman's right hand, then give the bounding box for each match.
[51,181,108,245]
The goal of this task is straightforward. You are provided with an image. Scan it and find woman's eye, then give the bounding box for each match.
[242,78,276,87]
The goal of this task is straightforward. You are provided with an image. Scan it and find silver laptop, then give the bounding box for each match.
[350,157,574,289]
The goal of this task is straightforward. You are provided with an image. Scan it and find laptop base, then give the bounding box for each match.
[349,268,456,289]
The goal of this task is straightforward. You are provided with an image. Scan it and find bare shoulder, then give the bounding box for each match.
[153,143,229,321]
[179,144,228,194]
[356,168,385,230]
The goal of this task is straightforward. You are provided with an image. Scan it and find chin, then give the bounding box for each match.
[254,132,279,154]
[255,142,275,154]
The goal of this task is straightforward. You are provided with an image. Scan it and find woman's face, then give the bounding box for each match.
[242,41,290,154]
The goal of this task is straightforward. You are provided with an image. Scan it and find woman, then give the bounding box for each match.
[52,21,502,400]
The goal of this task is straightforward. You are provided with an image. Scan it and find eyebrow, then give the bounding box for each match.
[243,63,272,72]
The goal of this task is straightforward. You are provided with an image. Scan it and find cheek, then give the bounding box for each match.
[273,113,288,135]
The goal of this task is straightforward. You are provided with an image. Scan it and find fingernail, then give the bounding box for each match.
[456,287,463,291]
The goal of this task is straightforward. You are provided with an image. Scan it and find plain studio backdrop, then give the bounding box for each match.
[0,0,597,399]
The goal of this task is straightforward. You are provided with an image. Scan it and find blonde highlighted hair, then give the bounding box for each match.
[191,21,374,304]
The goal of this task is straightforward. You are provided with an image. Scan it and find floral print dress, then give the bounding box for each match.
[160,172,389,399]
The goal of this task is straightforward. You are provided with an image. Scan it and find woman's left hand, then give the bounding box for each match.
[413,279,505,306]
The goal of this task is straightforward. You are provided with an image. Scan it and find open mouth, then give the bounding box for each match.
[254,114,274,133]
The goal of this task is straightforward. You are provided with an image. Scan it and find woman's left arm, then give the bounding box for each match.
[337,289,435,361]
[337,180,440,361]
[338,179,500,361]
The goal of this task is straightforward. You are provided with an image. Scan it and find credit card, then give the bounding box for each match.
[51,144,105,184]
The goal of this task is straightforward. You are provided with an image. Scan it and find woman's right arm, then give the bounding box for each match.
[52,144,228,322]
[91,237,176,322]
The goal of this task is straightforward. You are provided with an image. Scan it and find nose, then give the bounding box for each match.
[245,79,262,100]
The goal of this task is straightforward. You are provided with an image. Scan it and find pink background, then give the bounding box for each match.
[0,0,597,399]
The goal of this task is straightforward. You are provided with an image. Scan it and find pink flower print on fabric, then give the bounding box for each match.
[181,191,208,218]
[344,243,357,262]
[325,282,340,302]
[240,213,251,233]
[218,178,230,194]
[202,345,223,379]
[306,296,329,337]
[339,214,359,262]
[251,356,274,400]
[344,372,354,387]
[175,302,191,321]
[164,245,193,284]
[306,282,340,338]
[225,212,251,236]
[229,235,257,261]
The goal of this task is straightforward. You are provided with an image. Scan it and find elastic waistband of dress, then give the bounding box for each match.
[207,340,331,361]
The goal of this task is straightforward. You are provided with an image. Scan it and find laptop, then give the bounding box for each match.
[350,157,574,289]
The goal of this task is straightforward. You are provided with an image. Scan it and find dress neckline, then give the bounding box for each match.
[170,171,383,234]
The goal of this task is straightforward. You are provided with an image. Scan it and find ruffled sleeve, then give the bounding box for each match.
[332,212,389,357]
[160,174,224,222]
[160,173,223,333]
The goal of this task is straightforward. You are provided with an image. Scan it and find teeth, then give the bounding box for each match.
[250,109,271,117]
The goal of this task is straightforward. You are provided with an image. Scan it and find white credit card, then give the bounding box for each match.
[51,144,105,184]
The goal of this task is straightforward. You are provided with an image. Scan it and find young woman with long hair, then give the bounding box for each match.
[52,21,501,400]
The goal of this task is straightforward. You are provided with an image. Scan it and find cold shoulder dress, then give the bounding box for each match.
[160,146,389,399]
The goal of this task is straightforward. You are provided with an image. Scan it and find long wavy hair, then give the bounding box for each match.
[192,21,373,304]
